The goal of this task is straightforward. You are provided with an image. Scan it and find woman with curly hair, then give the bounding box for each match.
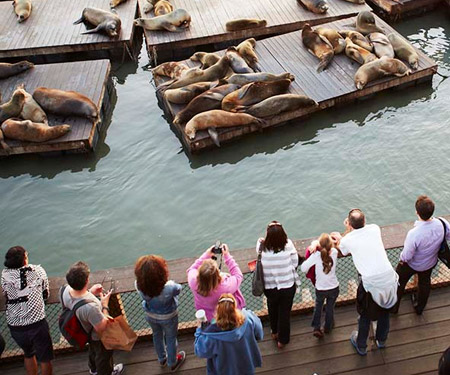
[135,255,186,372]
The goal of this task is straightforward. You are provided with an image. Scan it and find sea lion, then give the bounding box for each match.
[345,37,377,65]
[339,30,373,51]
[185,110,264,140]
[74,8,122,38]
[154,0,174,16]
[302,24,334,72]
[110,0,128,8]
[0,90,25,123]
[236,38,259,71]
[234,94,318,118]
[173,84,241,125]
[354,11,383,35]
[222,79,291,112]
[152,61,190,79]
[134,9,191,32]
[15,85,48,124]
[0,128,10,154]
[297,0,328,14]
[368,32,394,58]
[225,19,267,32]
[354,56,411,90]
[143,0,158,13]
[164,81,218,104]
[0,61,34,80]
[190,52,221,70]
[316,27,346,54]
[33,88,98,120]
[387,33,419,70]
[13,0,32,23]
[226,47,253,74]
[224,72,295,86]
[1,119,71,143]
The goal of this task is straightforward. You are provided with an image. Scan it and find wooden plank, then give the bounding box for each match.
[367,0,441,20]
[0,0,137,60]
[153,13,437,153]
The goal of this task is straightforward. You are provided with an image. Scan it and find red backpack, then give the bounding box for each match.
[58,285,96,349]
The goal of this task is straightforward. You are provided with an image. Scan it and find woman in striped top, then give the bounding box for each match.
[256,221,300,348]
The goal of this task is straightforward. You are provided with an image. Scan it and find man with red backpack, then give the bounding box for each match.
[60,261,123,375]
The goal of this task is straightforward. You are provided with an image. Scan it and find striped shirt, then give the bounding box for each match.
[256,239,300,290]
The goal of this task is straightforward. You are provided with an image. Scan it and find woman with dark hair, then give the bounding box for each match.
[257,221,300,348]
[194,294,263,375]
[1,246,53,375]
[135,255,186,372]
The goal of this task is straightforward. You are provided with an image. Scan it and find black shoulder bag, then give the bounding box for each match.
[437,217,450,269]
[252,243,265,297]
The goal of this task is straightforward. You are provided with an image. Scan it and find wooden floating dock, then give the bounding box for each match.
[367,0,442,21]
[139,0,371,63]
[0,0,138,62]
[0,59,112,157]
[154,14,437,154]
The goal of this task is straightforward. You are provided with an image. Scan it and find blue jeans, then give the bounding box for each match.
[148,315,179,367]
[357,310,390,349]
[312,286,339,331]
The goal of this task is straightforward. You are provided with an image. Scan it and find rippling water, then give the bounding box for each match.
[1,11,450,276]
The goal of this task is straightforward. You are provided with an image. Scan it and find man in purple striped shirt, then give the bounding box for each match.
[393,195,450,315]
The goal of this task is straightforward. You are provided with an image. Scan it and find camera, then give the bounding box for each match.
[212,240,223,255]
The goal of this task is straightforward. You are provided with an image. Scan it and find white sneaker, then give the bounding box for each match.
[111,364,124,375]
[89,371,97,375]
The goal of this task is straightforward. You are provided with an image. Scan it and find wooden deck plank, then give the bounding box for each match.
[0,0,137,60]
[367,0,441,20]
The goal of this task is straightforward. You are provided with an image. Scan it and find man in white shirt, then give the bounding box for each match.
[337,209,398,356]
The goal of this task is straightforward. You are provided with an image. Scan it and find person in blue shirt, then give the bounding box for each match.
[135,255,186,372]
[194,293,263,375]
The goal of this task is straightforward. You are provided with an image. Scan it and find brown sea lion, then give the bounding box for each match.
[185,110,264,140]
[339,30,373,52]
[134,9,191,32]
[33,88,98,120]
[15,85,48,124]
[225,72,295,86]
[354,11,383,35]
[368,32,394,58]
[225,19,267,32]
[152,61,190,79]
[302,24,334,72]
[0,128,10,154]
[387,33,419,70]
[110,0,128,8]
[226,47,253,74]
[0,90,25,123]
[297,0,328,14]
[354,56,411,90]
[74,8,122,38]
[234,94,318,118]
[316,27,346,54]
[143,0,158,13]
[236,38,259,71]
[0,61,34,80]
[13,0,32,23]
[222,79,291,112]
[345,37,377,65]
[164,81,218,104]
[1,119,71,143]
[154,0,174,16]
[190,52,221,70]
[173,84,241,125]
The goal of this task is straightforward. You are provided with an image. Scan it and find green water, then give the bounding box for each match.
[1,11,450,276]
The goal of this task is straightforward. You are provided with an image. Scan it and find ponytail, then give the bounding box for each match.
[318,233,334,275]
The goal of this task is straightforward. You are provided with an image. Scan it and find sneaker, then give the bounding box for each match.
[111,364,124,375]
[313,329,324,338]
[89,371,97,375]
[376,339,386,349]
[411,293,423,315]
[159,357,167,367]
[170,351,186,372]
[350,331,367,356]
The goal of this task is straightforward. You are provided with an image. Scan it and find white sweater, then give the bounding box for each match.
[300,248,339,291]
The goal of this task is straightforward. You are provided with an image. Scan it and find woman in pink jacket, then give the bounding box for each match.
[187,244,246,321]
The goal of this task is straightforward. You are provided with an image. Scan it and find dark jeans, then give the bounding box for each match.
[312,286,339,331]
[88,339,114,375]
[264,284,296,345]
[0,333,5,356]
[357,310,390,349]
[394,261,435,314]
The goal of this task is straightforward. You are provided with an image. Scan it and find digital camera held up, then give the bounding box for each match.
[212,240,223,255]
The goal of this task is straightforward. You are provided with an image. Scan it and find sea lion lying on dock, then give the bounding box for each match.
[134,9,191,32]
[222,79,291,112]
[297,0,328,14]
[154,0,174,16]
[15,85,48,124]
[339,30,373,51]
[143,0,158,13]
[224,72,295,86]
[74,7,122,38]
[226,47,253,74]
[368,32,394,58]
[0,61,34,80]
[345,37,377,65]
[0,90,25,123]
[173,84,241,125]
[152,61,190,79]
[1,119,71,143]
[237,38,259,72]
[33,88,98,120]
[110,0,128,8]
[354,11,383,35]
[387,33,419,70]
[13,0,32,23]
[234,94,318,118]
[190,52,221,70]
[354,56,411,90]
[225,19,267,32]
[0,129,10,154]
[164,81,218,104]
[302,23,334,72]
[316,28,346,54]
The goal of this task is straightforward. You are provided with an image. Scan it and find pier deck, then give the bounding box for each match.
[0,59,112,157]
[154,14,437,153]
[0,0,137,61]
[367,0,442,21]
[139,0,370,62]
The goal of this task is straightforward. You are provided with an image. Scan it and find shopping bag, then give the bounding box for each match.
[100,315,138,351]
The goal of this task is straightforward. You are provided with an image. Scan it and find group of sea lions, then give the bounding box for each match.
[298,0,365,14]
[152,39,317,146]
[302,11,418,89]
[134,0,191,32]
[0,62,99,154]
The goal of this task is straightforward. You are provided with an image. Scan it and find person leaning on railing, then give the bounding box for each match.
[187,244,245,322]
[1,246,54,375]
